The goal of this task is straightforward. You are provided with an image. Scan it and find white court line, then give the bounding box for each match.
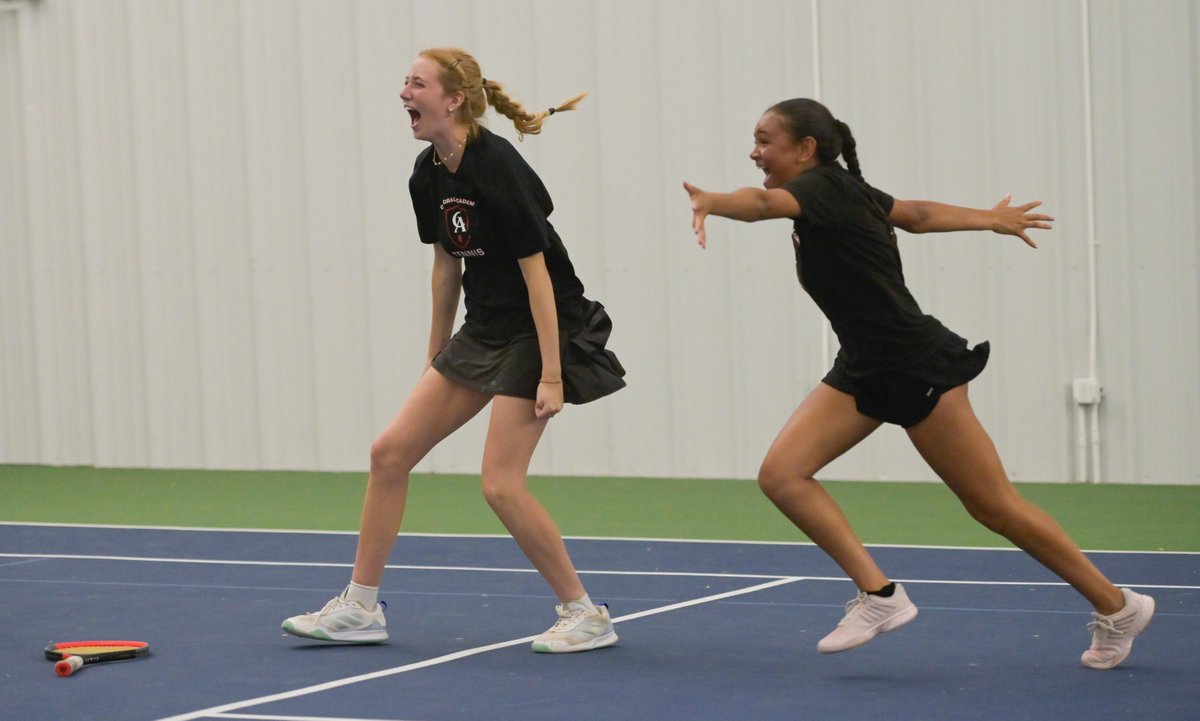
[152,577,801,721]
[0,553,785,580]
[3,521,1196,555]
[212,714,408,721]
[6,528,1197,719]
[0,556,50,568]
[2,552,1196,590]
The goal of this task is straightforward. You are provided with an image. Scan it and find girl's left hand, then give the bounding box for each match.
[684,181,710,249]
[535,381,564,419]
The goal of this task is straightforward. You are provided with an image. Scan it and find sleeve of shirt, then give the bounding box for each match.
[782,169,839,227]
[409,149,439,245]
[868,185,895,215]
[479,146,553,259]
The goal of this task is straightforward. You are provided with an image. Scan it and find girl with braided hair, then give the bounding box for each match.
[283,48,624,653]
[683,98,1153,669]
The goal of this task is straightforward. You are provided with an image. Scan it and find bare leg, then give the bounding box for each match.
[481,395,585,603]
[906,385,1124,615]
[351,368,491,587]
[757,383,890,592]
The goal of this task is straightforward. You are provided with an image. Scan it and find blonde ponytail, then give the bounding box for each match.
[420,47,586,141]
[487,85,587,140]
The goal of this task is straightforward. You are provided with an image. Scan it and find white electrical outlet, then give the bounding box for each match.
[1072,378,1102,405]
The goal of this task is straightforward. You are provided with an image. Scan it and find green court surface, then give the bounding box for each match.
[2,464,1197,551]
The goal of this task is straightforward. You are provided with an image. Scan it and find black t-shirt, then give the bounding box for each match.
[409,127,585,341]
[783,164,950,376]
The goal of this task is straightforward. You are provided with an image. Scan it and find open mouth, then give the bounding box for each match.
[406,107,421,128]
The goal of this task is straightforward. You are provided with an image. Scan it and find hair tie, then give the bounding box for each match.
[547,107,556,115]
[481,77,487,86]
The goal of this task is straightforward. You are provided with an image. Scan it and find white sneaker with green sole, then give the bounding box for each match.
[282,591,388,643]
[531,601,618,653]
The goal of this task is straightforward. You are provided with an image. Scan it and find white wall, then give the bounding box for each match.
[1,0,1197,484]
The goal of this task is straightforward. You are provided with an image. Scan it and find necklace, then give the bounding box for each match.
[432,139,465,167]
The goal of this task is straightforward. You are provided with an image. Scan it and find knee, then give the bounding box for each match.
[960,494,1023,536]
[757,458,804,501]
[369,434,415,476]
[479,472,519,511]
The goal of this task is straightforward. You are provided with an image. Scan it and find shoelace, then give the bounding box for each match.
[549,606,592,632]
[317,597,349,615]
[314,596,385,617]
[1087,615,1121,637]
[837,592,870,626]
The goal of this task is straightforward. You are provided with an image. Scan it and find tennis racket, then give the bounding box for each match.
[44,640,150,676]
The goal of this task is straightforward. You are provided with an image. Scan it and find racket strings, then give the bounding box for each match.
[57,644,142,654]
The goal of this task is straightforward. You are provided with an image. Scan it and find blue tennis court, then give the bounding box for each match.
[3,523,1197,721]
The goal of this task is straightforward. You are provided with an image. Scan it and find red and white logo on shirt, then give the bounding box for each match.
[443,202,472,249]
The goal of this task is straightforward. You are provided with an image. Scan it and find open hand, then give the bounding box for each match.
[683,181,710,249]
[992,194,1053,248]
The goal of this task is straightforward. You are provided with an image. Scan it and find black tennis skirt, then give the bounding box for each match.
[431,299,626,404]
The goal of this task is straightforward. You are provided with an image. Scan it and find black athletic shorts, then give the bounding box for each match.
[822,335,990,428]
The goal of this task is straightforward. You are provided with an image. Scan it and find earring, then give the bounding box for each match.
[447,106,455,116]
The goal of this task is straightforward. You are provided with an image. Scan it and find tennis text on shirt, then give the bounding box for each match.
[408,127,587,340]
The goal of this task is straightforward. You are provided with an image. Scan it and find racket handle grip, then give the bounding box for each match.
[56,655,84,677]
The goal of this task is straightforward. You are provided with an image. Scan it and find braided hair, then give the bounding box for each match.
[420,47,586,141]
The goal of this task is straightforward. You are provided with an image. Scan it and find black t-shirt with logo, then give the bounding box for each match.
[783,164,951,376]
[409,127,585,341]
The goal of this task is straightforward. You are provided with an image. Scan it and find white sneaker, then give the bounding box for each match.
[531,601,618,653]
[818,583,918,654]
[282,590,388,643]
[1081,587,1154,670]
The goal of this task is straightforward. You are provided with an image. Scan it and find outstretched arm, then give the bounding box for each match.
[683,181,801,249]
[889,194,1053,248]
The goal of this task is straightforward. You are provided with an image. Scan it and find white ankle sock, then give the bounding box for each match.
[568,594,597,611]
[344,581,379,608]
